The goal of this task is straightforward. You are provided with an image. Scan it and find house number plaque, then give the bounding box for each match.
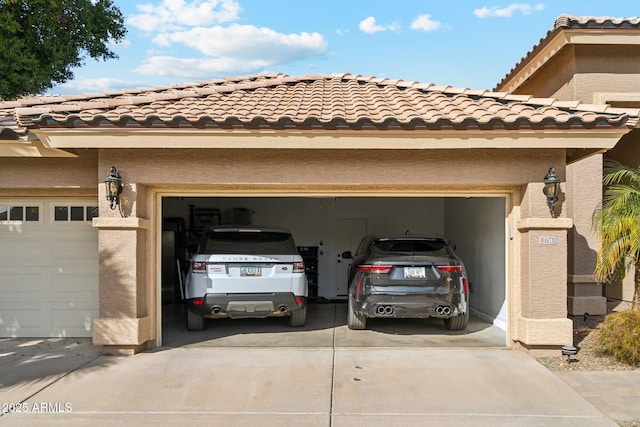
[539,236,557,245]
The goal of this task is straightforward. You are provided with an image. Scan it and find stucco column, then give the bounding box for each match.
[566,155,607,315]
[514,179,573,355]
[91,172,152,355]
[516,218,574,354]
[92,217,151,354]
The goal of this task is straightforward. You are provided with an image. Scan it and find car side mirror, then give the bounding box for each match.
[341,250,353,259]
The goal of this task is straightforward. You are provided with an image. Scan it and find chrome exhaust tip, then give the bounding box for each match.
[435,305,452,316]
[376,305,395,316]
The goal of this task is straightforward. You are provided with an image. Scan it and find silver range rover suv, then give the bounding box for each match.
[184,226,308,330]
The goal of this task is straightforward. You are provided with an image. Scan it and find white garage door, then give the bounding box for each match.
[0,199,99,337]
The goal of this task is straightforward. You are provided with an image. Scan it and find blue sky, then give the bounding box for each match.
[50,0,640,94]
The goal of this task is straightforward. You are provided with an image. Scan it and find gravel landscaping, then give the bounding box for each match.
[536,314,640,372]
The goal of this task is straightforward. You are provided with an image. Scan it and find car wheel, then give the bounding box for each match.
[288,304,307,327]
[347,296,367,330]
[186,307,204,331]
[444,308,469,331]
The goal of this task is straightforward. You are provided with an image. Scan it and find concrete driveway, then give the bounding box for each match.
[0,303,624,426]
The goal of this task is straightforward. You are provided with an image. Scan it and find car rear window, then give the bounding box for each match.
[201,231,296,255]
[372,239,450,256]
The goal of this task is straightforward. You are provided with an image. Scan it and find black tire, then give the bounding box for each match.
[288,304,307,327]
[186,307,204,331]
[444,308,469,331]
[347,296,367,330]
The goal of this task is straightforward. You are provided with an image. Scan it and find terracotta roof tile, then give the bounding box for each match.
[0,73,637,139]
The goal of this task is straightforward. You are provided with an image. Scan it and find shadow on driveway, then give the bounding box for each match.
[161,302,506,349]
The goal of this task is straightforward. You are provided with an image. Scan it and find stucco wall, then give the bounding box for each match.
[97,148,565,190]
[444,197,506,325]
[0,149,98,194]
[509,46,576,99]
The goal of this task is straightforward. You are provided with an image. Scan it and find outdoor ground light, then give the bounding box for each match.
[543,167,560,218]
[562,344,578,364]
[104,166,123,210]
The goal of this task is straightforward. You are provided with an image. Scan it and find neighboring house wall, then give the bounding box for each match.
[495,36,640,314]
[507,46,577,100]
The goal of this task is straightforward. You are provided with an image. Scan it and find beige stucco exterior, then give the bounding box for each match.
[496,25,640,315]
[0,123,630,356]
[4,20,640,354]
[68,146,573,355]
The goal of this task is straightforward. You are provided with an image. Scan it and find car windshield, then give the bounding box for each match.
[201,231,296,255]
[371,238,450,256]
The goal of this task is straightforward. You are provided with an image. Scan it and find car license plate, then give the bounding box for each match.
[404,267,426,278]
[240,266,261,277]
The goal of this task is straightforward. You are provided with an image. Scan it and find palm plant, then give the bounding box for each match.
[593,159,640,311]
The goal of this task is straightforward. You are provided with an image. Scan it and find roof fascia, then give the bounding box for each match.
[31,128,629,151]
[0,139,78,157]
[498,28,640,93]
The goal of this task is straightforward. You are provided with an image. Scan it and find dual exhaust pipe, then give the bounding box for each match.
[435,305,452,316]
[376,305,395,316]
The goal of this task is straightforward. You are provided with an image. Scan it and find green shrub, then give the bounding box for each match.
[597,310,640,367]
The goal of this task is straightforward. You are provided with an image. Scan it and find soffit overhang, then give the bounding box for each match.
[31,127,629,151]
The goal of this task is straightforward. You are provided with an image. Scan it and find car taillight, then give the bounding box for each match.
[462,277,469,294]
[295,296,305,304]
[192,261,206,273]
[294,261,305,273]
[356,276,364,296]
[356,265,392,274]
[193,298,204,305]
[436,265,464,273]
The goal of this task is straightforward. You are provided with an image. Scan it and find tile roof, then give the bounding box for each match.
[495,15,640,91]
[1,73,637,141]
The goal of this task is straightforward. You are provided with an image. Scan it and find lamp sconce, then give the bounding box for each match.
[543,167,560,218]
[104,166,123,210]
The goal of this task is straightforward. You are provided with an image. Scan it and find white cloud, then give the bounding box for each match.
[127,1,328,80]
[410,14,442,32]
[128,0,241,32]
[474,3,544,18]
[359,17,387,34]
[135,25,328,78]
[156,24,327,60]
[108,38,131,49]
[57,77,141,93]
[133,55,269,78]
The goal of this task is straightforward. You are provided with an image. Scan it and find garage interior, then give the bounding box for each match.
[160,196,507,347]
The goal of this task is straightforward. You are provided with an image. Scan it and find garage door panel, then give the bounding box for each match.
[0,198,98,338]
[51,234,97,261]
[51,309,96,336]
[0,271,44,293]
[52,270,98,291]
[0,237,44,258]
[0,309,43,337]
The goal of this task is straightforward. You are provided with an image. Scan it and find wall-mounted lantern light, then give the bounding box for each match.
[543,167,560,218]
[104,166,123,210]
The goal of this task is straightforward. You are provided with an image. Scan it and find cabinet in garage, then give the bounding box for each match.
[297,246,318,300]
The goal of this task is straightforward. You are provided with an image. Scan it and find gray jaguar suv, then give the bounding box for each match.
[342,234,469,330]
